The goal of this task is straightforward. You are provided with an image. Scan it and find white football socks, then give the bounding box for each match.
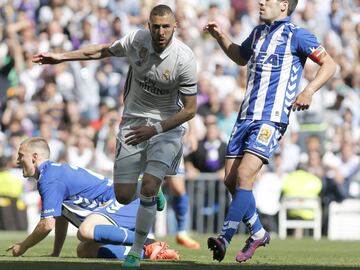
[129,194,157,256]
[252,227,266,240]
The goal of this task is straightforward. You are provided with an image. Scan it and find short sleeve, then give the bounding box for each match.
[238,28,257,62]
[294,28,321,60]
[178,55,197,96]
[108,30,139,57]
[39,181,66,219]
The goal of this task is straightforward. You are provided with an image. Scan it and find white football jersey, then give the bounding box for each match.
[109,29,197,121]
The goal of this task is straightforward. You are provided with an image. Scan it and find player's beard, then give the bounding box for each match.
[152,31,174,53]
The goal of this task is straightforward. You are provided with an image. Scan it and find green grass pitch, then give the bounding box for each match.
[0,232,359,270]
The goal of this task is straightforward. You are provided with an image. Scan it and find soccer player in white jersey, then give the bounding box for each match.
[32,4,197,267]
[203,0,336,263]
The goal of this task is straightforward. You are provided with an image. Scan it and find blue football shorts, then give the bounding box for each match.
[226,119,287,163]
[92,198,139,229]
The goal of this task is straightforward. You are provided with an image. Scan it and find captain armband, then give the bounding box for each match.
[309,45,328,63]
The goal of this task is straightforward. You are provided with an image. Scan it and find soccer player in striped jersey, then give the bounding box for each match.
[7,137,179,261]
[32,4,197,267]
[204,0,336,263]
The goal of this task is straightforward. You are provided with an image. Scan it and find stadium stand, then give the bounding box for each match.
[0,0,359,238]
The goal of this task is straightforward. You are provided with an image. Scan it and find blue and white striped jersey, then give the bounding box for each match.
[238,17,322,124]
[37,161,115,220]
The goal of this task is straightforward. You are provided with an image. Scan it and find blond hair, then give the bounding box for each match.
[21,137,50,159]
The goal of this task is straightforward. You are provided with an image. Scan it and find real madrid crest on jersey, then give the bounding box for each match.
[162,69,171,81]
[136,47,149,66]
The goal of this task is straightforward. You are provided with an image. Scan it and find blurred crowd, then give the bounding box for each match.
[0,0,359,234]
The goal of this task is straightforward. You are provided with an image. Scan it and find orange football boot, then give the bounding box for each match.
[176,234,201,249]
[154,248,180,260]
[144,241,180,260]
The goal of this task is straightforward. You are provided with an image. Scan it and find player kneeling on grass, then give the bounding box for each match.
[6,137,179,261]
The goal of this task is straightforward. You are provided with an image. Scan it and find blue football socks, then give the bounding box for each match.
[172,194,189,233]
[242,191,263,236]
[94,225,135,245]
[219,188,252,246]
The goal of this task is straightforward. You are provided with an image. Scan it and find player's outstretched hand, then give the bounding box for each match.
[32,52,62,65]
[6,243,27,257]
[125,125,157,146]
[203,21,223,40]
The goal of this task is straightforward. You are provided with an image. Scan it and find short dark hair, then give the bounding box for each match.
[284,0,298,16]
[150,4,175,20]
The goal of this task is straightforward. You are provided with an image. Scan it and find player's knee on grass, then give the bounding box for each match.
[77,241,98,258]
[77,242,87,258]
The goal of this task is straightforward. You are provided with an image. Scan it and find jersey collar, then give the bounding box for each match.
[274,16,291,24]
[268,16,290,25]
[38,160,51,174]
[264,16,291,32]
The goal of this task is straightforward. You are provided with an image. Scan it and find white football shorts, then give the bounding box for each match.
[113,118,184,183]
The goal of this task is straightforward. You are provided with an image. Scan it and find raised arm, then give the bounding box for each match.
[203,21,247,66]
[32,43,113,65]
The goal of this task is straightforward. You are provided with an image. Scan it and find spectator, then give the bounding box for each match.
[209,63,237,101]
[279,131,301,173]
[66,131,94,168]
[197,87,221,118]
[282,168,322,239]
[0,156,27,231]
[216,94,238,141]
[0,0,358,239]
[329,0,346,34]
[186,115,227,179]
[307,150,325,179]
[34,77,64,126]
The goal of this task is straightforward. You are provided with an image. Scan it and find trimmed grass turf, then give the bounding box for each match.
[0,232,359,270]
